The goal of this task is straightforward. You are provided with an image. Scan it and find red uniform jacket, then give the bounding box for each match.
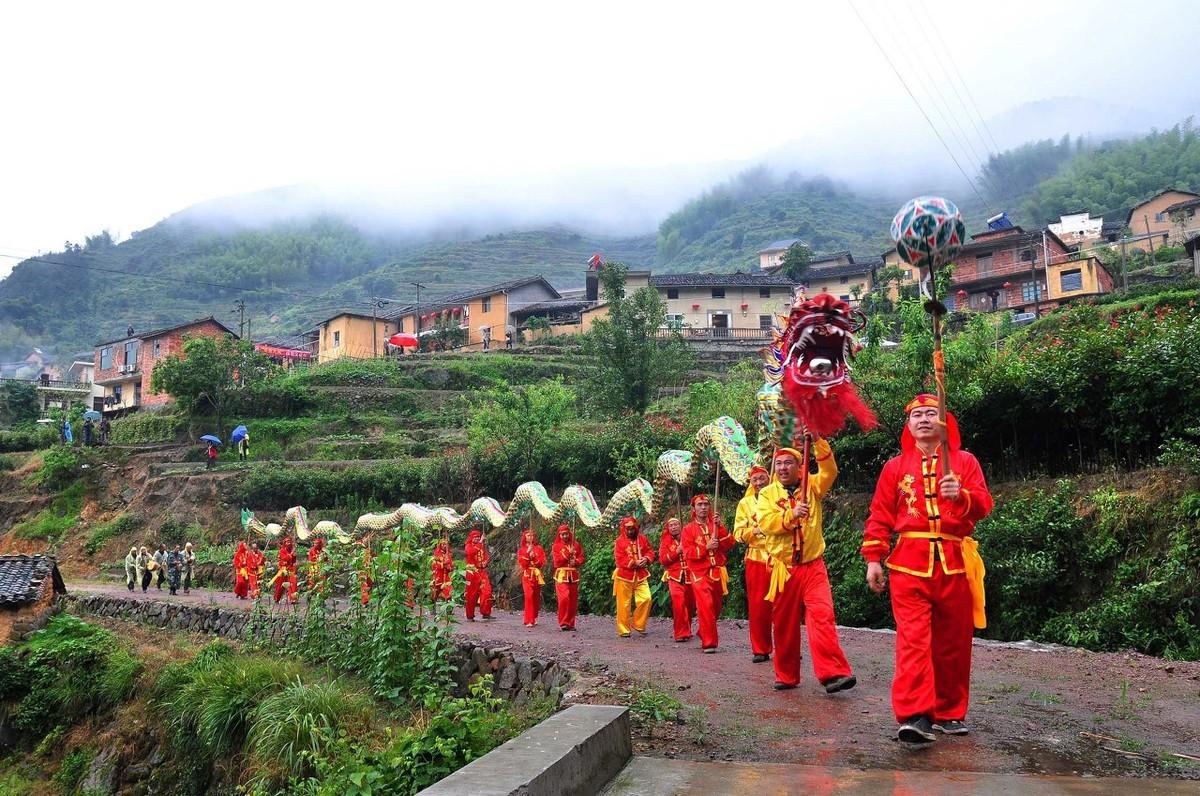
[862,446,992,577]
[307,543,324,565]
[613,534,656,583]
[431,545,454,585]
[518,543,547,582]
[551,537,585,583]
[233,543,249,573]
[681,520,734,580]
[465,539,490,572]
[658,531,691,583]
[249,549,265,574]
[278,542,297,573]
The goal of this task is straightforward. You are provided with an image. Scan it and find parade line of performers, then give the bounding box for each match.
[230,394,991,745]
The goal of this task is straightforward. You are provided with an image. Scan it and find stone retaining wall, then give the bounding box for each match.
[62,594,569,703]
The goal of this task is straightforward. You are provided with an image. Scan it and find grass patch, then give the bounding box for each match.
[629,685,683,726]
[51,745,94,793]
[12,480,87,541]
[84,514,140,557]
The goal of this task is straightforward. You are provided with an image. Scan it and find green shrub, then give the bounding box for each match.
[84,514,140,557]
[108,411,184,444]
[13,480,86,541]
[159,517,206,546]
[0,454,18,471]
[51,745,94,794]
[246,679,375,785]
[0,427,56,453]
[32,447,83,490]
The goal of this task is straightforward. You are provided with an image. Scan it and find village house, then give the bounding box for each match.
[315,276,562,361]
[93,317,239,415]
[0,555,65,646]
[756,239,802,272]
[1126,188,1200,247]
[944,225,1114,317]
[1162,196,1200,244]
[647,271,797,337]
[1047,211,1105,246]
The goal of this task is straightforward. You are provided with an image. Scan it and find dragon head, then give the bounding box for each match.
[768,292,877,439]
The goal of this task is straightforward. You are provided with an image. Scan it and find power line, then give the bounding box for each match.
[847,0,989,209]
[916,0,1004,155]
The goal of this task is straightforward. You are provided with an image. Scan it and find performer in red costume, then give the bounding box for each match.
[464,529,494,621]
[757,443,856,693]
[862,394,992,744]
[551,524,585,631]
[248,541,265,599]
[680,495,734,653]
[232,541,250,599]
[734,465,773,662]
[431,538,454,602]
[658,516,695,642]
[271,536,299,604]
[306,537,326,595]
[517,528,547,627]
[612,516,656,637]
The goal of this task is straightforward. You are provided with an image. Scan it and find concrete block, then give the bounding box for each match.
[417,704,630,796]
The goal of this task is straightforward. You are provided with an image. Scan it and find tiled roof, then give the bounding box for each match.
[757,239,801,253]
[381,276,561,320]
[1127,189,1200,221]
[96,316,239,347]
[804,262,874,279]
[1165,197,1200,213]
[810,250,852,264]
[510,298,595,316]
[649,272,797,287]
[0,555,65,606]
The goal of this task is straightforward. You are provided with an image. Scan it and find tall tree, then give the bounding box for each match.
[150,335,272,438]
[582,262,693,415]
[780,242,813,281]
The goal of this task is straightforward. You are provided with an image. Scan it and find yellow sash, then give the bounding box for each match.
[554,567,577,584]
[525,567,546,586]
[899,531,986,629]
[765,559,790,602]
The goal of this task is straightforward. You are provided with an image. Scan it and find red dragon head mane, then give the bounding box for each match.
[773,292,877,438]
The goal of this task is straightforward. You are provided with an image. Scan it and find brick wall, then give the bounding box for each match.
[140,321,234,406]
[0,580,57,646]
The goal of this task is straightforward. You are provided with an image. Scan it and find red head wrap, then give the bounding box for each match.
[749,465,768,478]
[901,394,961,451]
[690,494,711,506]
[619,516,639,532]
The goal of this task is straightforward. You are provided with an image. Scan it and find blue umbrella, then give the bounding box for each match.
[200,434,222,445]
[83,410,102,421]
[231,425,248,442]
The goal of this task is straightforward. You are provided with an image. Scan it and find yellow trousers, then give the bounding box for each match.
[614,578,652,636]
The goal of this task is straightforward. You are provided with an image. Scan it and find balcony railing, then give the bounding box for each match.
[657,327,773,341]
[1,377,93,391]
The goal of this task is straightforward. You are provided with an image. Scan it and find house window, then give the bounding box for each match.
[482,297,492,312]
[100,347,111,370]
[976,253,993,275]
[667,288,680,300]
[711,288,725,299]
[758,287,771,298]
[839,294,851,302]
[1019,248,1034,262]
[124,340,139,369]
[112,384,123,402]
[1155,212,1167,222]
[1060,269,1083,292]
[665,313,685,328]
[759,314,773,330]
[838,276,849,284]
[1022,281,1038,302]
[152,340,161,359]
[333,331,341,348]
[903,269,913,280]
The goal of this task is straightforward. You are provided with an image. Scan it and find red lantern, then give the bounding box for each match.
[691,303,701,310]
[956,289,968,300]
[740,302,749,310]
[1002,281,1012,289]
[452,306,462,316]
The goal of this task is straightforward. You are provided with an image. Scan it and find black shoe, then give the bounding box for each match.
[773,682,796,691]
[823,674,857,694]
[560,625,571,631]
[933,719,969,735]
[752,653,770,664]
[702,647,717,654]
[898,716,936,744]
[675,636,691,643]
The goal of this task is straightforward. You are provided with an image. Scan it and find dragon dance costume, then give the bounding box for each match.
[612,516,655,637]
[862,394,991,732]
[271,536,299,604]
[431,539,454,602]
[757,442,854,691]
[680,495,734,652]
[551,524,585,631]
[464,529,493,620]
[306,537,326,595]
[518,529,547,627]
[734,465,773,659]
[658,518,695,642]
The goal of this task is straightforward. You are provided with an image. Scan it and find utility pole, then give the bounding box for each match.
[233,300,246,338]
[1119,238,1129,292]
[1144,214,1156,258]
[1033,229,1045,317]
[370,298,389,358]
[411,281,427,343]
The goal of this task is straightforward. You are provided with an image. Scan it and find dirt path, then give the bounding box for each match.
[67,581,1200,780]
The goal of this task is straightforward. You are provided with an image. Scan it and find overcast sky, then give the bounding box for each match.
[0,0,1194,276]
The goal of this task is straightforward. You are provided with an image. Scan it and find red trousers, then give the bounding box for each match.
[744,558,774,656]
[556,580,579,629]
[522,577,541,625]
[771,558,851,687]
[465,571,493,619]
[233,573,249,599]
[432,579,451,602]
[666,578,696,640]
[273,570,298,603]
[889,568,973,723]
[692,575,724,649]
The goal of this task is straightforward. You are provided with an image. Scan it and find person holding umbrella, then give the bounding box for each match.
[232,425,250,462]
[200,434,221,470]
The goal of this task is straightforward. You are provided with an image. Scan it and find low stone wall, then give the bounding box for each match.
[62,594,569,703]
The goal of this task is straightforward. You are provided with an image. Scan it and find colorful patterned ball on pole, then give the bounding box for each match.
[890,196,966,270]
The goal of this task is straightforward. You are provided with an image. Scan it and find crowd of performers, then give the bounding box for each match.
[229,393,990,745]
